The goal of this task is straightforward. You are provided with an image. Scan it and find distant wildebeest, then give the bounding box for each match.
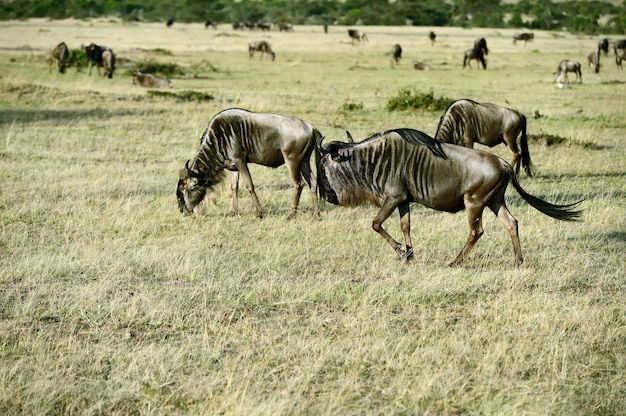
[598,38,609,56]
[316,128,581,267]
[474,38,489,55]
[166,19,174,27]
[391,44,402,66]
[513,32,534,45]
[132,71,172,88]
[463,47,487,69]
[615,48,625,70]
[248,41,275,61]
[429,31,436,45]
[47,41,69,74]
[257,22,272,31]
[244,21,256,30]
[85,43,115,78]
[204,20,217,29]
[232,21,244,30]
[348,29,368,44]
[278,22,293,32]
[412,60,431,71]
[177,108,322,219]
[587,50,601,74]
[434,99,533,177]
[554,60,582,84]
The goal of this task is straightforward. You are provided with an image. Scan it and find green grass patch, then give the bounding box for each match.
[386,88,454,112]
[146,89,213,102]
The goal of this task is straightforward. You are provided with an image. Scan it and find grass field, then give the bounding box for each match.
[1,18,625,415]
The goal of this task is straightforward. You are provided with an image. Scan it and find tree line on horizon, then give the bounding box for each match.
[1,0,625,35]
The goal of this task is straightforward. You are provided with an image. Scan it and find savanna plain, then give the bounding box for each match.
[0,18,625,415]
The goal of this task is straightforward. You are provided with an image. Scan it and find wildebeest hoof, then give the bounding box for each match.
[287,210,298,220]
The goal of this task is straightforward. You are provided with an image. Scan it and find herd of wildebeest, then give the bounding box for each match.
[44,23,626,266]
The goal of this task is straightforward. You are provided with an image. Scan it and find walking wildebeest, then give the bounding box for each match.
[554,60,582,84]
[204,20,218,29]
[391,44,402,66]
[463,47,487,69]
[429,31,436,45]
[278,22,294,32]
[316,128,581,267]
[47,42,69,74]
[177,108,321,219]
[587,50,601,74]
[513,32,534,45]
[434,99,533,177]
[85,43,115,78]
[598,38,609,56]
[248,41,275,61]
[474,38,489,55]
[348,29,368,44]
[132,71,172,88]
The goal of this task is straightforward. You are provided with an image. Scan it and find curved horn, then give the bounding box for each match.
[316,135,328,154]
[345,130,354,143]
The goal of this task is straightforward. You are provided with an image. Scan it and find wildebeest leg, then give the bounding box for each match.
[503,133,522,175]
[489,198,522,267]
[397,201,414,262]
[230,171,239,215]
[372,195,407,259]
[235,161,264,218]
[449,203,485,267]
[293,159,320,219]
[284,158,305,220]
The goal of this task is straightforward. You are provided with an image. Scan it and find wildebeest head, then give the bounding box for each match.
[176,160,221,214]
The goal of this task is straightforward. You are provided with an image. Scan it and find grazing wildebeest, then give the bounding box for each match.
[256,22,272,31]
[316,128,581,267]
[348,29,368,44]
[429,31,436,45]
[587,50,601,73]
[463,47,487,69]
[434,99,533,177]
[85,43,115,78]
[513,32,534,45]
[177,108,321,219]
[554,60,582,84]
[598,38,609,56]
[278,22,293,32]
[132,71,172,88]
[391,44,402,66]
[47,42,69,74]
[474,38,489,55]
[204,20,217,29]
[248,41,275,61]
[166,19,174,27]
[412,60,431,70]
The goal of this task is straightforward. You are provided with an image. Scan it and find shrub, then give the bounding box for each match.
[339,101,364,112]
[134,60,185,77]
[386,88,453,112]
[67,49,87,68]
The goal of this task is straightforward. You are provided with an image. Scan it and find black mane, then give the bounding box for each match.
[387,128,447,159]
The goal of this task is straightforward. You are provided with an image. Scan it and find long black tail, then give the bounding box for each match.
[509,170,583,221]
[519,114,534,177]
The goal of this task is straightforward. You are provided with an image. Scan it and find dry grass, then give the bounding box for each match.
[1,18,625,415]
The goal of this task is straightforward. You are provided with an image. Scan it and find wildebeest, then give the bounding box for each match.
[474,38,489,55]
[177,108,321,219]
[429,31,436,45]
[316,128,581,267]
[248,41,275,61]
[598,38,609,56]
[616,48,625,70]
[587,50,601,73]
[257,22,272,31]
[166,19,174,27]
[412,60,431,71]
[47,42,69,74]
[85,43,115,78]
[278,22,294,32]
[513,32,534,45]
[232,21,244,30]
[391,44,402,66]
[132,71,172,88]
[463,47,487,69]
[434,99,533,177]
[204,20,218,29]
[554,60,582,84]
[348,29,368,44]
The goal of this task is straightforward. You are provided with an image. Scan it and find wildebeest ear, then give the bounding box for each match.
[346,130,354,143]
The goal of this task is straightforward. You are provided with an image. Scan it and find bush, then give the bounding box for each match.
[385,88,453,112]
[67,49,87,69]
[134,60,185,77]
